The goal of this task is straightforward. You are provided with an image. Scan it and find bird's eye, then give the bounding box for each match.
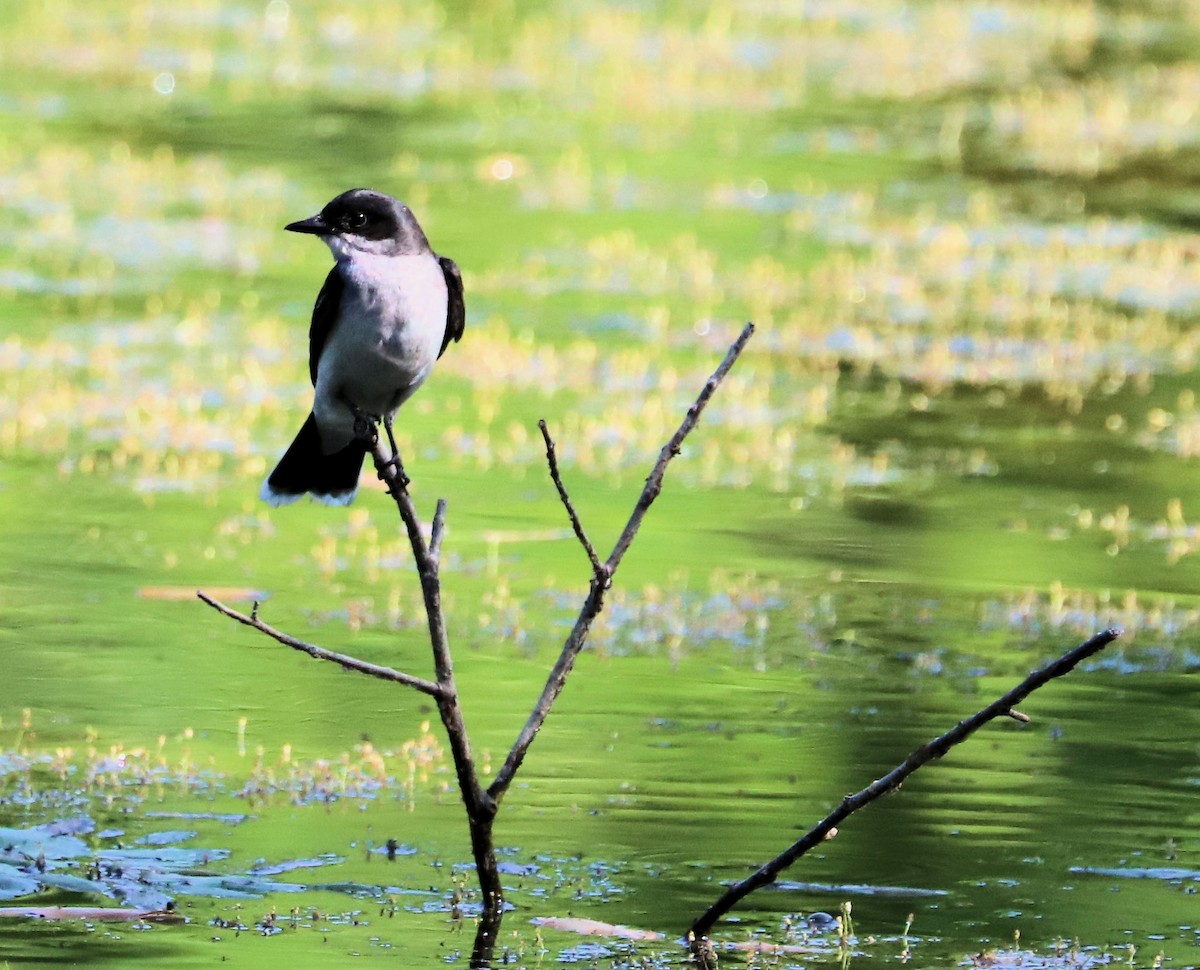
[347,211,368,229]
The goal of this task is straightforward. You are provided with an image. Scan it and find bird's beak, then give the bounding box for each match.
[285,214,329,235]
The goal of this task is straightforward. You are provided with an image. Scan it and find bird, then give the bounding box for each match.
[260,189,465,506]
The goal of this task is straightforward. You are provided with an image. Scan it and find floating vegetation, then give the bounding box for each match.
[4,171,1198,505]
[549,572,785,662]
[0,715,449,814]
[984,583,1200,661]
[0,717,459,920]
[1069,866,1200,884]
[967,944,1121,970]
[0,2,1112,112]
[4,5,1200,505]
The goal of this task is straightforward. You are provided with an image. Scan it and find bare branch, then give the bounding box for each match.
[688,627,1121,942]
[366,438,492,827]
[606,322,755,573]
[196,591,444,697]
[372,439,426,555]
[538,419,604,578]
[488,322,756,803]
[486,579,606,803]
[430,498,448,563]
[205,321,759,967]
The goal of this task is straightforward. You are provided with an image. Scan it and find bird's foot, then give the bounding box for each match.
[377,455,411,493]
[376,413,410,491]
[347,405,381,445]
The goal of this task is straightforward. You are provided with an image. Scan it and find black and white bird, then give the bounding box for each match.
[261,189,465,506]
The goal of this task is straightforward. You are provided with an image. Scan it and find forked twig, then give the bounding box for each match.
[488,322,756,803]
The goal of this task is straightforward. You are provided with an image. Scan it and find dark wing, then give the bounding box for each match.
[438,256,465,358]
[308,266,344,386]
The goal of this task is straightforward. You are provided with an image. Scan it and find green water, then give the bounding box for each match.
[2,2,1199,967]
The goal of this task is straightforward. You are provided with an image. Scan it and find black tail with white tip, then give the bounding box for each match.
[260,412,367,507]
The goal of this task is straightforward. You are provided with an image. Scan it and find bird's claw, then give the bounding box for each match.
[377,455,411,492]
[348,406,381,445]
[377,413,410,490]
[343,400,408,490]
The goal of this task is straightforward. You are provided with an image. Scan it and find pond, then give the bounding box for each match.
[1,1,1198,967]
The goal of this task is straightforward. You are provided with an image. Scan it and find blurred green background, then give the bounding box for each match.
[1,1,1198,967]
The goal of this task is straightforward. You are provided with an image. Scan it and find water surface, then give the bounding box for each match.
[1,2,1198,967]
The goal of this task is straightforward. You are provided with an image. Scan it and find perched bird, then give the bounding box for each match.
[261,189,465,506]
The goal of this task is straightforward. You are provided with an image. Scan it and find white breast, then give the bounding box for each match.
[312,251,448,451]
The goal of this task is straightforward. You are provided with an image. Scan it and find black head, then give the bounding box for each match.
[286,189,429,257]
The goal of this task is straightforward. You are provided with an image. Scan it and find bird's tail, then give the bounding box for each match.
[260,413,367,506]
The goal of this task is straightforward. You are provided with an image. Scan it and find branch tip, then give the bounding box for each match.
[430,499,449,561]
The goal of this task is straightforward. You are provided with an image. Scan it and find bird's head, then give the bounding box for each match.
[286,189,429,258]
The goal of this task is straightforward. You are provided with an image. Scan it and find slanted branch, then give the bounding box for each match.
[686,626,1121,964]
[200,322,755,968]
[195,592,444,696]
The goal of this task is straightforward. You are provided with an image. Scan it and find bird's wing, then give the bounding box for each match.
[438,256,466,358]
[308,266,344,385]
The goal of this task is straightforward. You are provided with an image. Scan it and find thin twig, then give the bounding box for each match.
[538,419,604,578]
[688,627,1121,942]
[431,498,448,563]
[606,322,755,572]
[196,591,444,697]
[487,323,756,803]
